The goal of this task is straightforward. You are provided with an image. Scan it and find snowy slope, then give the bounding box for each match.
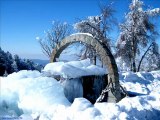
[0,60,160,120]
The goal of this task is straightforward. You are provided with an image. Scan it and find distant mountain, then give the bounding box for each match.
[31,59,49,66]
[31,54,79,66]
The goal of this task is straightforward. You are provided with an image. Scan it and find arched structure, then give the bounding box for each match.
[50,33,122,102]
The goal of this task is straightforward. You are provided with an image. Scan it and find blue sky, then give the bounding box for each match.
[0,0,160,60]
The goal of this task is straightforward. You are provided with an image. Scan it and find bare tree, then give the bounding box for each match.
[74,3,115,65]
[37,21,71,58]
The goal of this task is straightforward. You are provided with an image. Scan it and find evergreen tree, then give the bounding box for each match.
[13,55,27,70]
[11,61,18,72]
[0,48,43,76]
[5,51,14,74]
[13,54,21,70]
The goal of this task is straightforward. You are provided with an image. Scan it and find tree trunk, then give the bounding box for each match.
[131,46,136,72]
[137,43,153,72]
[130,59,133,71]
[132,35,137,72]
[80,47,88,60]
[132,49,136,72]
[93,56,96,65]
[132,59,136,72]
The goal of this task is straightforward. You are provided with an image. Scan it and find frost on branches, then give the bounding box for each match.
[73,4,115,65]
[74,16,101,40]
[116,0,160,72]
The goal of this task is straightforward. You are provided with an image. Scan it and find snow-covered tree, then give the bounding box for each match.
[74,3,115,64]
[13,55,42,71]
[11,61,18,72]
[13,54,23,70]
[74,16,101,64]
[3,70,8,77]
[0,48,43,76]
[74,16,101,41]
[24,59,40,70]
[139,42,160,71]
[37,21,72,58]
[0,48,15,75]
[116,0,160,72]
[5,51,14,74]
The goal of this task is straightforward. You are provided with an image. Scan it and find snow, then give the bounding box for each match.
[0,60,160,120]
[43,61,65,75]
[147,8,160,16]
[95,92,160,120]
[35,36,40,41]
[62,78,83,103]
[43,59,107,78]
[33,92,160,120]
[70,33,93,37]
[0,70,70,117]
[120,71,160,95]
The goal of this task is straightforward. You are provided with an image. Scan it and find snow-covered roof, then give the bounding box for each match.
[43,59,107,78]
[70,33,93,37]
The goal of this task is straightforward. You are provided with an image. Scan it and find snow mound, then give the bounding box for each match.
[0,70,70,117]
[95,92,160,120]
[120,70,160,95]
[62,78,83,103]
[70,33,93,37]
[0,68,160,120]
[43,59,107,78]
[37,93,160,120]
[43,61,65,75]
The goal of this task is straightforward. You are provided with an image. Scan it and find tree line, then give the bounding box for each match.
[0,47,42,76]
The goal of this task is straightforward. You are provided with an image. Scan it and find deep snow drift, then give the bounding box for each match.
[0,59,160,120]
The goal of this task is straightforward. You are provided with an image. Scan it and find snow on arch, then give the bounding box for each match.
[50,33,123,102]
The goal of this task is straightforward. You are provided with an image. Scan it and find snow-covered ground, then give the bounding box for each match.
[0,59,160,120]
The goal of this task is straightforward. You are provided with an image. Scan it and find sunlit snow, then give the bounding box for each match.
[43,59,106,78]
[0,60,160,120]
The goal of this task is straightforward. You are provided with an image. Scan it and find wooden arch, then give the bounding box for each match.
[50,33,122,102]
